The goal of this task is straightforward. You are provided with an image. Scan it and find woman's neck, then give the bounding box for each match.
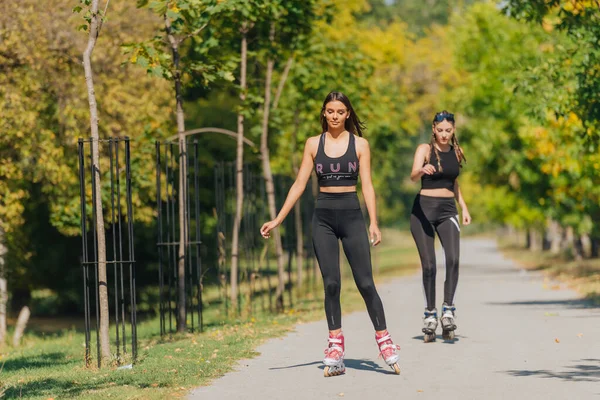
[327,126,346,138]
[434,142,451,152]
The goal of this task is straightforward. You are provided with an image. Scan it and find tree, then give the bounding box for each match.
[231,18,248,315]
[132,0,231,330]
[504,0,600,254]
[77,0,112,363]
[257,0,317,311]
[1,0,173,320]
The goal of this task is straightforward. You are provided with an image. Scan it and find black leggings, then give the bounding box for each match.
[312,192,386,331]
[410,194,460,311]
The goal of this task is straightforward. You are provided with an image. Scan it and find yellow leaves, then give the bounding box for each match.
[542,17,555,33]
[358,22,409,66]
[316,0,370,41]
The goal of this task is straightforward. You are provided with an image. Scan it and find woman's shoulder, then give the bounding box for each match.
[416,143,431,153]
[304,135,322,154]
[306,134,322,145]
[355,135,369,147]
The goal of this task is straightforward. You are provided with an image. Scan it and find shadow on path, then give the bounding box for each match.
[503,359,600,383]
[411,335,464,344]
[487,299,599,310]
[269,359,397,375]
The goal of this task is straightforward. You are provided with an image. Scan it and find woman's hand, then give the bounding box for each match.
[420,164,436,175]
[260,219,281,239]
[369,223,382,247]
[462,209,472,225]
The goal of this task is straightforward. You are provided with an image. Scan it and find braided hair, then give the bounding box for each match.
[428,110,466,172]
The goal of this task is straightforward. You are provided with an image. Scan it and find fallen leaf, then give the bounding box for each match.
[577,333,583,338]
[555,338,560,343]
[417,390,424,393]
[151,383,159,387]
[338,393,344,397]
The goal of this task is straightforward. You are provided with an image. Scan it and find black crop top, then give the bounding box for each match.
[314,132,359,187]
[421,145,460,192]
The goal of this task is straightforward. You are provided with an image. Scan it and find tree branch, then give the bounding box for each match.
[272,57,293,110]
[98,0,111,33]
[167,127,256,147]
[177,23,209,45]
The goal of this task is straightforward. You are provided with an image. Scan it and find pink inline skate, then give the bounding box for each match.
[375,330,401,374]
[323,331,345,377]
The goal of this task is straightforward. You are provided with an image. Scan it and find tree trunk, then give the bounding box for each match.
[291,111,303,289]
[231,23,248,314]
[261,24,285,312]
[0,226,6,346]
[573,234,584,261]
[548,219,562,255]
[12,306,30,347]
[581,233,591,258]
[591,236,599,258]
[83,0,110,362]
[165,15,188,333]
[529,229,542,252]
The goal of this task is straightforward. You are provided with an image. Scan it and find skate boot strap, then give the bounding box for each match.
[328,337,343,344]
[324,344,344,356]
[376,335,400,350]
[376,334,392,344]
[377,342,401,359]
[424,310,437,317]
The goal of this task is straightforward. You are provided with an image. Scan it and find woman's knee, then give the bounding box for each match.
[446,254,459,271]
[324,280,341,298]
[356,279,377,297]
[421,259,436,278]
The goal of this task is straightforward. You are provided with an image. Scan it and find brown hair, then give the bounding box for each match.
[320,91,366,137]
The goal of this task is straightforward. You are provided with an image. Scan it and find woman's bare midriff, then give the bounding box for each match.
[419,188,454,198]
[320,186,357,193]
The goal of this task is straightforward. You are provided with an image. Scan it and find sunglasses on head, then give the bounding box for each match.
[433,112,455,122]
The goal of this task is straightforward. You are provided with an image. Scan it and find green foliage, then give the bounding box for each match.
[127,0,236,87]
[0,0,173,302]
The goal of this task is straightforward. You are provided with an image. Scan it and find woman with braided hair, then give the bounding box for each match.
[409,110,471,342]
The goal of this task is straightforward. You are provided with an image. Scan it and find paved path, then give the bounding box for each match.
[189,239,600,400]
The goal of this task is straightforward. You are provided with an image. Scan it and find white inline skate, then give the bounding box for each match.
[422,308,438,343]
[440,303,457,340]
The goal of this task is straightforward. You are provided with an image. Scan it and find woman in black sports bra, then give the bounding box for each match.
[409,110,471,342]
[260,91,400,377]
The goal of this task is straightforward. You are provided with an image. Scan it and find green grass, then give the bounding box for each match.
[0,229,419,399]
[498,238,600,305]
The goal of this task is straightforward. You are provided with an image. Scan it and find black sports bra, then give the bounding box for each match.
[421,145,460,192]
[314,132,359,187]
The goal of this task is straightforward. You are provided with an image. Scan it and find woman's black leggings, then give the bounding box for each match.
[312,192,387,331]
[410,194,460,311]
